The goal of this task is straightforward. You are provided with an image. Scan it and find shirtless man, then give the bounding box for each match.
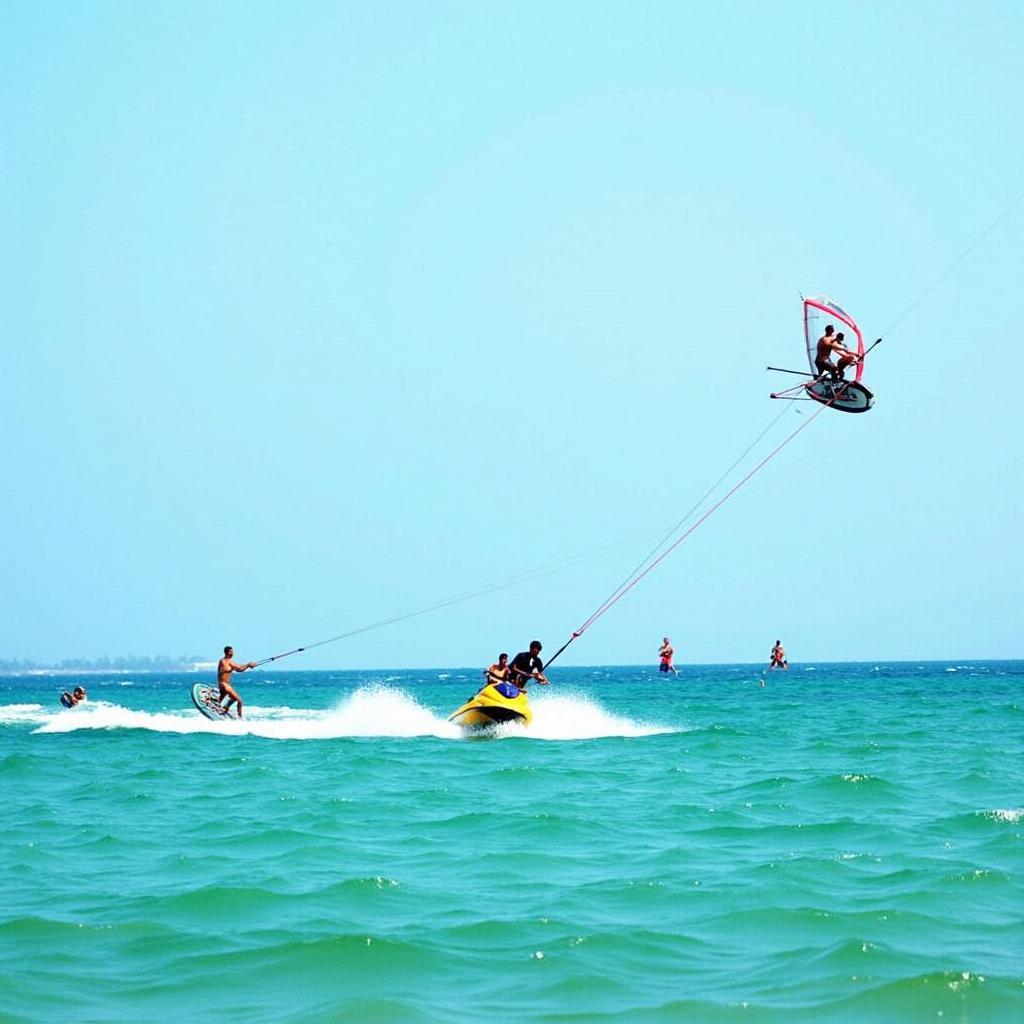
[658,638,678,675]
[218,645,256,718]
[814,326,857,381]
[484,653,511,687]
[769,640,788,670]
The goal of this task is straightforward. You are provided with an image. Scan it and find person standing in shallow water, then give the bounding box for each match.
[658,638,678,675]
[218,645,256,718]
[770,640,788,670]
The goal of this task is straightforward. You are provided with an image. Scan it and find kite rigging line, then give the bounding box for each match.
[881,188,1024,338]
[577,404,792,636]
[252,404,801,667]
[543,398,830,669]
[251,540,631,666]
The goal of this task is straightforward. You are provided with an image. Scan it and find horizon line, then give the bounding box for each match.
[1,656,1020,678]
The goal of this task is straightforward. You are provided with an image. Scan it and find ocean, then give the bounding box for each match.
[1,662,1021,1023]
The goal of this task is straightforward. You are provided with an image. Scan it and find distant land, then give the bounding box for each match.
[0,654,212,675]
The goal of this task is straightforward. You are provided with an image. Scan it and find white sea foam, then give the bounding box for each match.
[987,808,1023,823]
[518,691,674,740]
[27,688,455,740]
[35,702,221,735]
[0,703,49,724]
[245,687,462,740]
[21,685,675,741]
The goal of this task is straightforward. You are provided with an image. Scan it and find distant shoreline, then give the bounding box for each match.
[0,663,215,677]
[1,658,1019,678]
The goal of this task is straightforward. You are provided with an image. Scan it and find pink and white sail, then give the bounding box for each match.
[803,296,865,382]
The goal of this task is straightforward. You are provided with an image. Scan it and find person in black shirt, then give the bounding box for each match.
[509,641,549,691]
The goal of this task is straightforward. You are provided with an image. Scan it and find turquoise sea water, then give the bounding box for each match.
[2,662,1022,1023]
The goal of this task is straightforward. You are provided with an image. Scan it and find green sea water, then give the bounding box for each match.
[2,662,1022,1023]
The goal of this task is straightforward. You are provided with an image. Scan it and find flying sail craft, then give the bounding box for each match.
[770,296,879,412]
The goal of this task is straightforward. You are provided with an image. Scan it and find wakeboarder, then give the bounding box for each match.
[217,646,256,718]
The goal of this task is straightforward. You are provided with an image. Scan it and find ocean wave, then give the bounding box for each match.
[982,808,1024,823]
[809,968,1017,1021]
[0,703,49,724]
[34,703,221,735]
[22,686,674,742]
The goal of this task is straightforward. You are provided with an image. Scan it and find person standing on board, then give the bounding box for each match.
[218,645,256,718]
[658,637,678,675]
[769,641,788,670]
[509,641,549,691]
[814,326,857,382]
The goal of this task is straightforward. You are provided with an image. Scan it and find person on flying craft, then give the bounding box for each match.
[814,325,857,381]
[217,645,256,718]
[509,641,549,691]
[658,637,678,675]
[485,653,511,687]
[770,640,788,670]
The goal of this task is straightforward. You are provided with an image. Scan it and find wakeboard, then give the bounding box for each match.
[191,683,237,721]
[804,378,874,413]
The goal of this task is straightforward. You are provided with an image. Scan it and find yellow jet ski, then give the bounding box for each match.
[448,681,532,729]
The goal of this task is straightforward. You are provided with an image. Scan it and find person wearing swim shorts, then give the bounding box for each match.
[217,646,256,718]
[658,637,678,675]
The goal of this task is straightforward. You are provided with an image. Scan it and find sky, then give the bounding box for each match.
[2,1,1022,669]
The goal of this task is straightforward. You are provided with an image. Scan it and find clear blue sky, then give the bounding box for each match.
[3,1,1021,668]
